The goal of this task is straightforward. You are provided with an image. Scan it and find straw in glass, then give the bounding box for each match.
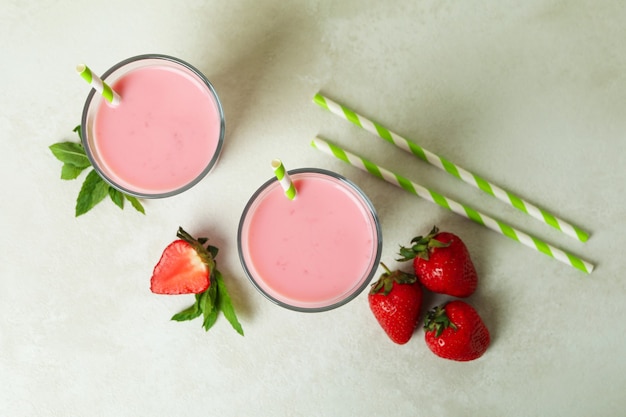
[76,64,121,106]
[310,137,594,274]
[271,159,297,200]
[313,93,589,243]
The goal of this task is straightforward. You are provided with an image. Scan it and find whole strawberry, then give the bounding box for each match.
[424,300,490,361]
[368,263,423,345]
[398,226,477,298]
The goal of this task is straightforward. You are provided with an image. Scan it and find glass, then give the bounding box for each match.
[238,168,383,312]
[80,54,225,198]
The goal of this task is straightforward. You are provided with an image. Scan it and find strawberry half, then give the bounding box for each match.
[150,228,215,295]
[398,226,478,298]
[150,227,244,335]
[424,300,490,361]
[368,263,423,345]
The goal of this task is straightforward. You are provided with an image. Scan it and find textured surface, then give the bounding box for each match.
[2,0,626,416]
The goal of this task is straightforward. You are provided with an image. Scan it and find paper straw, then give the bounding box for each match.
[313,93,590,243]
[271,159,297,200]
[76,64,121,106]
[311,137,594,274]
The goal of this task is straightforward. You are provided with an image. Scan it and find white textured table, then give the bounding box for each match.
[2,1,625,416]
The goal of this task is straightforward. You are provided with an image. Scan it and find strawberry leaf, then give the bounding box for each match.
[424,304,458,337]
[207,245,219,259]
[397,226,449,262]
[75,169,110,216]
[215,270,244,336]
[370,262,417,295]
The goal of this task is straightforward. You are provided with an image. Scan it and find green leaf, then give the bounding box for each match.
[49,142,91,168]
[73,125,83,141]
[200,283,218,330]
[198,285,213,314]
[61,163,88,180]
[202,300,220,331]
[52,126,148,216]
[207,245,219,259]
[108,187,125,209]
[214,271,244,336]
[75,169,110,216]
[125,195,145,214]
[171,299,202,322]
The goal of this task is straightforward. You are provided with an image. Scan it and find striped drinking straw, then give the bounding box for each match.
[271,159,297,200]
[310,137,594,274]
[76,64,121,106]
[313,93,590,243]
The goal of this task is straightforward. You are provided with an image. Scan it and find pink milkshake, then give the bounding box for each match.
[80,55,224,197]
[238,169,382,312]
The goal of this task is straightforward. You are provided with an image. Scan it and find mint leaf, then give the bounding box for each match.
[202,301,220,331]
[51,126,148,216]
[201,281,219,331]
[61,163,87,180]
[75,169,109,216]
[125,195,145,214]
[108,187,125,209]
[73,125,83,141]
[171,297,202,321]
[49,142,91,168]
[214,270,244,336]
[197,287,211,314]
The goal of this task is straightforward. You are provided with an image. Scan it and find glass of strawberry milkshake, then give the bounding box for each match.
[238,168,383,312]
[80,54,225,198]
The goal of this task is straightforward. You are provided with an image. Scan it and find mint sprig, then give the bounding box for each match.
[49,126,145,216]
[170,227,244,336]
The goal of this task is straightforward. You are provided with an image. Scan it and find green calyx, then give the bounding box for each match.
[424,304,457,337]
[397,225,449,262]
[176,227,217,273]
[369,262,417,296]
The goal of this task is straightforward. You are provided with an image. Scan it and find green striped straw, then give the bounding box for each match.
[271,159,297,200]
[311,137,594,274]
[76,64,121,106]
[313,93,590,243]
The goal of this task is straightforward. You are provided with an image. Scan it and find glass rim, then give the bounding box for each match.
[237,168,383,313]
[80,54,225,199]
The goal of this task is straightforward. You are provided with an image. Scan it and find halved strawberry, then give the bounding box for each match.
[150,228,214,295]
[150,227,244,335]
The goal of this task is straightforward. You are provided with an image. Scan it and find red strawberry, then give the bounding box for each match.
[398,226,477,298]
[368,263,423,345]
[150,228,215,295]
[424,300,490,361]
[151,227,244,335]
